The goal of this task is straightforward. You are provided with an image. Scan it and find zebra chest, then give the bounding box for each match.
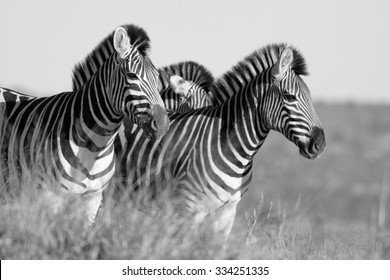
[57,139,116,194]
[172,146,254,213]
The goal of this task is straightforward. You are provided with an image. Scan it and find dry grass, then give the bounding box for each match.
[1,186,384,259]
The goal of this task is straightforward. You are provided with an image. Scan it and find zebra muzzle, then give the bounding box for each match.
[298,126,326,159]
[139,105,170,140]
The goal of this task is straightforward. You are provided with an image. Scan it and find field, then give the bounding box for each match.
[1,103,390,259]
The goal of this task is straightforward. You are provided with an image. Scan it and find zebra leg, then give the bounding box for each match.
[199,201,238,254]
[82,190,104,228]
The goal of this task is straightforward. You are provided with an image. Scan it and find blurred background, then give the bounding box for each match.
[1,0,389,257]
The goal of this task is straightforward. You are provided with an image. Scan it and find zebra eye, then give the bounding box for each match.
[127,73,139,80]
[283,93,297,103]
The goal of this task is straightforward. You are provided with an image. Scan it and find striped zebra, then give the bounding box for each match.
[0,24,169,226]
[157,61,214,112]
[115,44,326,245]
[113,61,215,188]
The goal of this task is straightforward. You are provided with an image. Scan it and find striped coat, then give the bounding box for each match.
[115,44,326,244]
[0,25,169,226]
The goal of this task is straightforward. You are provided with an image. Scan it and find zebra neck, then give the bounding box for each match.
[69,56,123,152]
[225,75,269,141]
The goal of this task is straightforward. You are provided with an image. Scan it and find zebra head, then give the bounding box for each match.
[168,75,213,112]
[169,75,194,99]
[112,27,170,139]
[157,61,214,113]
[263,46,325,159]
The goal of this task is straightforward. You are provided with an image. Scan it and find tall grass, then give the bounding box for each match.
[1,181,386,259]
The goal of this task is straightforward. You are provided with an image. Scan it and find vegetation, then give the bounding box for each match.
[1,103,389,259]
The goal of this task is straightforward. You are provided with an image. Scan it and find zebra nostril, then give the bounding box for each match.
[151,120,158,131]
[309,126,326,155]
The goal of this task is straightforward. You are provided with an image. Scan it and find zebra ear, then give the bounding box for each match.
[170,75,191,98]
[272,47,293,76]
[113,27,131,59]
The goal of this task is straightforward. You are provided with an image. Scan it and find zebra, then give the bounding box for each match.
[0,24,169,226]
[157,61,215,112]
[114,44,326,245]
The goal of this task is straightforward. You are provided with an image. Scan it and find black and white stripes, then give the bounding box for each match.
[115,44,325,243]
[0,25,169,226]
[158,61,215,112]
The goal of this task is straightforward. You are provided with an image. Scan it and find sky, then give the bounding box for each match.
[1,0,389,103]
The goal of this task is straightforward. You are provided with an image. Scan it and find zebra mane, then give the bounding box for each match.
[72,24,151,91]
[159,61,214,91]
[211,43,308,103]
